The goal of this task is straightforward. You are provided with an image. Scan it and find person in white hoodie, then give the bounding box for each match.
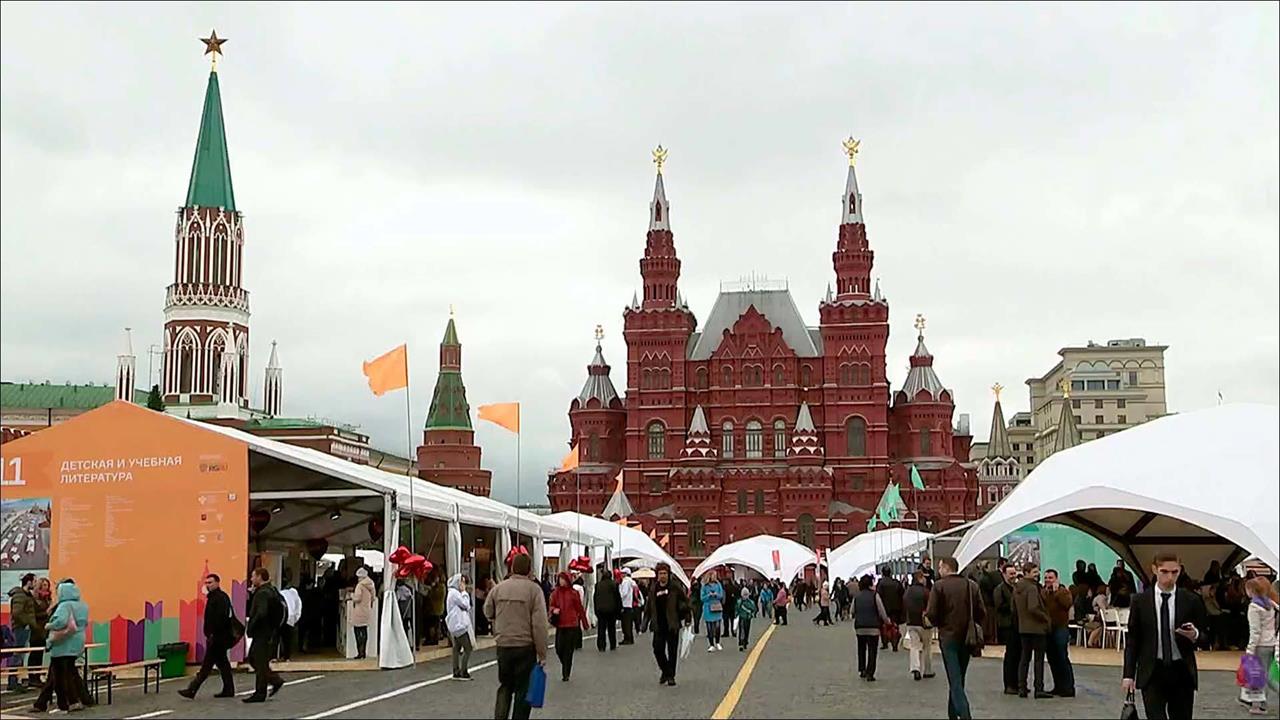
[619,569,638,645]
[446,574,475,680]
[279,583,303,661]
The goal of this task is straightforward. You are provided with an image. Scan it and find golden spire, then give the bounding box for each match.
[1058,375,1072,399]
[449,303,456,317]
[843,136,861,166]
[991,382,1004,401]
[594,324,604,343]
[652,145,668,175]
[914,313,926,335]
[200,30,228,71]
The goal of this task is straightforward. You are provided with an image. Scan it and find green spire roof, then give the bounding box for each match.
[425,370,472,430]
[185,71,236,211]
[442,317,460,346]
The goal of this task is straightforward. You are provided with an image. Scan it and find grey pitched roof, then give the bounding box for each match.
[689,405,709,434]
[795,402,816,432]
[687,289,820,360]
[577,343,620,408]
[1053,397,1082,453]
[986,398,1012,458]
[899,334,948,401]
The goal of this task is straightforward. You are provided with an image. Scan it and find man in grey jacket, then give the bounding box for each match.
[484,553,548,720]
[1012,562,1052,699]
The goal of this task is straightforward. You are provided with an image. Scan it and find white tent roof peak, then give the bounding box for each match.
[954,404,1279,577]
[692,534,816,582]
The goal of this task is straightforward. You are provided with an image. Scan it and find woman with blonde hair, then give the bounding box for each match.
[1240,576,1279,715]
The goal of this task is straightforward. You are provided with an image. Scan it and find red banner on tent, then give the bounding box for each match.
[771,549,781,571]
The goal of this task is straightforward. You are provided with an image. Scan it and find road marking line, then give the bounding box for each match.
[236,673,325,697]
[711,623,776,720]
[124,711,174,719]
[301,660,498,719]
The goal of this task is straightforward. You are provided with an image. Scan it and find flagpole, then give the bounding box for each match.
[403,343,418,659]
[515,404,522,539]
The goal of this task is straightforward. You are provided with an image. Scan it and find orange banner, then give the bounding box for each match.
[362,344,408,396]
[477,402,520,433]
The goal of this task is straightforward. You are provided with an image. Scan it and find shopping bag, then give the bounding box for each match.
[1119,690,1139,720]
[678,625,695,659]
[1238,652,1265,691]
[525,664,547,709]
[1269,651,1280,688]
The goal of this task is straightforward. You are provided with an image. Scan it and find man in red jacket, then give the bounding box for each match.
[548,572,590,682]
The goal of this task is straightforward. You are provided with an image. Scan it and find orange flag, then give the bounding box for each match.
[478,403,520,433]
[648,528,657,540]
[659,533,670,548]
[362,344,408,396]
[559,444,580,472]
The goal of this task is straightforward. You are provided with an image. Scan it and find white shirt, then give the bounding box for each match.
[1153,586,1196,661]
[619,577,637,609]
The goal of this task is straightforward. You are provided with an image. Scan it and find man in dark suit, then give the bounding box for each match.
[243,567,285,704]
[179,573,237,699]
[1122,551,1207,720]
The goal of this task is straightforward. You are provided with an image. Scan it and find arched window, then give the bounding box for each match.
[688,515,705,555]
[696,367,708,390]
[797,514,815,549]
[641,368,652,390]
[647,422,665,459]
[773,420,787,458]
[737,490,747,514]
[773,364,785,387]
[754,489,764,514]
[987,486,998,505]
[857,364,871,385]
[743,365,762,387]
[588,433,600,461]
[745,420,763,458]
[920,429,932,456]
[839,363,853,386]
[846,416,867,457]
[721,421,734,458]
[800,364,812,388]
[660,368,671,389]
[721,366,733,387]
[177,336,195,393]
[209,334,226,396]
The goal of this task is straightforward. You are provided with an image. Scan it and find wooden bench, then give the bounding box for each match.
[89,659,163,705]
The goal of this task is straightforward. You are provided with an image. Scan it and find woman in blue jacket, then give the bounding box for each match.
[701,574,725,651]
[32,580,91,713]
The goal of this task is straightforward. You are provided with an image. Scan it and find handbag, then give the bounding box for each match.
[882,622,901,646]
[710,601,723,613]
[525,664,547,708]
[48,611,78,643]
[964,581,985,657]
[1120,689,1139,720]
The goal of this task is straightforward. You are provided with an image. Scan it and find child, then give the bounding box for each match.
[736,587,755,651]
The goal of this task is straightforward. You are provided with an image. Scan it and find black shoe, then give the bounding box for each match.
[1034,691,1054,699]
[866,676,876,682]
[665,678,677,686]
[923,673,936,679]
[214,690,235,698]
[659,675,669,685]
[912,670,921,681]
[1003,687,1019,695]
[561,676,569,682]
[269,680,284,697]
[178,688,197,700]
[1018,690,1029,698]
[242,695,267,703]
[1053,689,1076,698]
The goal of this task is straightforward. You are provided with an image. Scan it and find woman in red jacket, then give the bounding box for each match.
[549,572,591,681]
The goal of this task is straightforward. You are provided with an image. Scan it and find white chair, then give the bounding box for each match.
[1101,608,1122,649]
[1115,608,1130,652]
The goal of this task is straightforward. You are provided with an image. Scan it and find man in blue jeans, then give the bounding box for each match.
[927,557,986,720]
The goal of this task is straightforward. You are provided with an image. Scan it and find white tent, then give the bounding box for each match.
[691,535,815,582]
[542,512,690,587]
[827,529,933,582]
[955,404,1280,577]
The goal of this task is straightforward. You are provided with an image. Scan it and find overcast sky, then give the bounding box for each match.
[2,3,1277,504]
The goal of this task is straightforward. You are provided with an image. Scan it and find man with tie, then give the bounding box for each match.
[1122,552,1208,720]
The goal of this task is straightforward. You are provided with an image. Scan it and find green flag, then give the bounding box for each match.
[910,464,925,491]
[876,483,903,525]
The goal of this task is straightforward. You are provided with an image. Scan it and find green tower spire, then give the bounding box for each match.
[185,71,236,211]
[426,315,472,430]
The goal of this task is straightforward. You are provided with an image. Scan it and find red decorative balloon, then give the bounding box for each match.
[368,518,384,543]
[395,565,413,579]
[249,509,271,535]
[413,560,434,580]
[388,545,412,564]
[505,544,530,567]
[305,537,328,561]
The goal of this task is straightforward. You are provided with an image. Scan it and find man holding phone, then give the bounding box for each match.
[1122,552,1207,720]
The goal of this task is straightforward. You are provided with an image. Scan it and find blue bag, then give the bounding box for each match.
[526,663,547,708]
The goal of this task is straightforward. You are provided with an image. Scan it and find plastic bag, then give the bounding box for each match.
[679,625,695,659]
[526,664,546,709]
[1270,651,1280,688]
[1238,653,1266,691]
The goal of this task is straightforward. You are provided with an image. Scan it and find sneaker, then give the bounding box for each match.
[1249,707,1268,716]
[707,645,716,652]
[178,688,197,700]
[716,643,723,651]
[68,703,86,713]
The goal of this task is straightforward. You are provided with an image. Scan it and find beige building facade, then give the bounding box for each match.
[1026,338,1168,463]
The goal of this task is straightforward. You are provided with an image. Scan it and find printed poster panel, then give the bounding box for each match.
[1,401,248,662]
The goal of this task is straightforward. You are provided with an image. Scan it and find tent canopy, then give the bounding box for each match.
[827,529,933,582]
[955,404,1280,578]
[543,512,689,587]
[692,534,815,582]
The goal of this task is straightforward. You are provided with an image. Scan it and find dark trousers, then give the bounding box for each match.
[692,609,701,634]
[1018,633,1046,692]
[494,645,537,720]
[33,656,87,711]
[941,640,973,720]
[620,608,636,644]
[1001,626,1020,690]
[857,634,879,678]
[1141,661,1195,720]
[554,628,581,680]
[187,638,234,696]
[774,606,788,625]
[706,619,721,647]
[738,616,752,648]
[652,629,679,680]
[1046,627,1075,693]
[353,626,369,658]
[248,637,283,699]
[278,625,295,661]
[815,607,832,625]
[596,613,617,651]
